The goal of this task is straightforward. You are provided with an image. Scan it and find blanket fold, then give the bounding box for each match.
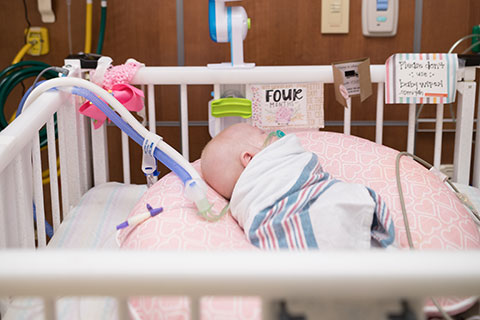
[230,134,394,250]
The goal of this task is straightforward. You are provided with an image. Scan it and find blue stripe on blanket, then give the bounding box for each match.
[366,187,395,247]
[248,154,395,250]
[249,154,337,249]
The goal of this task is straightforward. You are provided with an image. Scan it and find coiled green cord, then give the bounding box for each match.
[0,61,58,146]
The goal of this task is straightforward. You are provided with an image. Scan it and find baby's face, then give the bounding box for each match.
[247,125,269,149]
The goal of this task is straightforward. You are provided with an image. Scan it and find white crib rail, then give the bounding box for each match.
[0,64,479,319]
[0,250,479,320]
[131,65,477,183]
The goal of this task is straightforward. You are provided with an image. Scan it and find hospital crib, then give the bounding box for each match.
[0,62,479,320]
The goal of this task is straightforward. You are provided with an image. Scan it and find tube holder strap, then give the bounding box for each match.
[142,132,163,175]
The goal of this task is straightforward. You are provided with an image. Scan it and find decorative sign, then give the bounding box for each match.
[385,53,458,104]
[332,58,372,107]
[246,83,324,131]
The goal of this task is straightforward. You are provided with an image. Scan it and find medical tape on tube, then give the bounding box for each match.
[142,132,163,175]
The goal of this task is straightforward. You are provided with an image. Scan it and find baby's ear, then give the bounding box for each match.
[240,151,254,168]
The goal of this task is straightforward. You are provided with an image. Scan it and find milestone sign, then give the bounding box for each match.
[385,53,458,104]
[246,82,324,131]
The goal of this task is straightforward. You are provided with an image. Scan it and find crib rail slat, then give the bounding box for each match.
[433,103,444,168]
[43,298,56,319]
[57,103,71,216]
[32,133,47,247]
[14,147,35,248]
[453,82,476,184]
[343,105,351,136]
[0,164,16,248]
[117,297,129,320]
[121,132,131,184]
[76,103,91,195]
[407,104,416,154]
[190,296,200,320]
[375,82,384,144]
[91,121,109,186]
[47,116,61,231]
[473,90,480,187]
[212,84,221,136]
[147,84,156,133]
[180,84,189,160]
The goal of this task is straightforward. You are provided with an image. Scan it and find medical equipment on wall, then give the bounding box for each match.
[362,0,398,37]
[208,0,254,68]
[207,0,255,136]
[321,0,349,34]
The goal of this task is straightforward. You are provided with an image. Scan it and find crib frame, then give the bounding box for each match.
[0,62,479,320]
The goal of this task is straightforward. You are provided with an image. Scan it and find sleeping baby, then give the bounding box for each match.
[201,123,395,250]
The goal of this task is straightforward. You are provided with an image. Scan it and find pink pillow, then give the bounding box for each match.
[119,131,480,318]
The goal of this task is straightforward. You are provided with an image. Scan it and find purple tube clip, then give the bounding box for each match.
[147,203,163,217]
[116,221,129,230]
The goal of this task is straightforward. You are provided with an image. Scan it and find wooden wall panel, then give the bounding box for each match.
[0,1,478,184]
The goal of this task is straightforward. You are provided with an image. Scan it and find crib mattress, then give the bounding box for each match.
[3,182,147,320]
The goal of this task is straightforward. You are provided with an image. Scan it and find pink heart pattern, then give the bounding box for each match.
[120,132,480,318]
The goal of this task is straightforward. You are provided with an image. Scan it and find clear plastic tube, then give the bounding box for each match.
[23,77,221,220]
[71,86,192,183]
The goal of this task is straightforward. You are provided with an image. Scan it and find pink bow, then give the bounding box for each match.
[79,84,144,129]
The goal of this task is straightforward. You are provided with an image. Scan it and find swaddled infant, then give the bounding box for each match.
[201,123,395,250]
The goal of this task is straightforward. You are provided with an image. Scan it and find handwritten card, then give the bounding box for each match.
[246,83,324,131]
[385,53,458,104]
[332,58,372,107]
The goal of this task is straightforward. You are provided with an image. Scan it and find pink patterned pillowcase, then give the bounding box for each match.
[119,131,480,318]
[296,131,480,250]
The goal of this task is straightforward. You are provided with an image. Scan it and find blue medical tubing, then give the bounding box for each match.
[70,87,193,184]
[33,203,54,238]
[17,80,45,116]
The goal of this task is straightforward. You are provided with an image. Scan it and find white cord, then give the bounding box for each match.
[395,152,480,320]
[448,34,478,53]
[461,41,480,54]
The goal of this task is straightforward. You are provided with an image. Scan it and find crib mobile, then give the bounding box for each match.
[4,0,480,319]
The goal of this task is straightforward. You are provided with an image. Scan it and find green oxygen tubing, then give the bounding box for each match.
[0,61,58,132]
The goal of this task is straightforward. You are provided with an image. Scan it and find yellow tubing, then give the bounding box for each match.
[84,1,93,53]
[12,42,33,64]
[42,158,60,184]
[9,112,16,123]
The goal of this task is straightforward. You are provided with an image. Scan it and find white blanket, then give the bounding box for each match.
[230,134,394,250]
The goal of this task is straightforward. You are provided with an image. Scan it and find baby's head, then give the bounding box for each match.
[201,123,267,199]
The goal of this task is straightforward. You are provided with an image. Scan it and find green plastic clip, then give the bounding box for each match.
[211,98,252,118]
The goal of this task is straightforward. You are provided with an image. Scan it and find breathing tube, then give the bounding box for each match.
[72,86,192,183]
[24,77,223,221]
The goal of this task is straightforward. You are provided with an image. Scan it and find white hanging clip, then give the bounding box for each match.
[91,56,113,87]
[142,132,163,187]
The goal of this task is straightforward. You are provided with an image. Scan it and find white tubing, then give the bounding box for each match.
[23,78,202,183]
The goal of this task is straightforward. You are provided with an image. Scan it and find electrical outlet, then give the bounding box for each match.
[321,0,349,34]
[25,27,49,56]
